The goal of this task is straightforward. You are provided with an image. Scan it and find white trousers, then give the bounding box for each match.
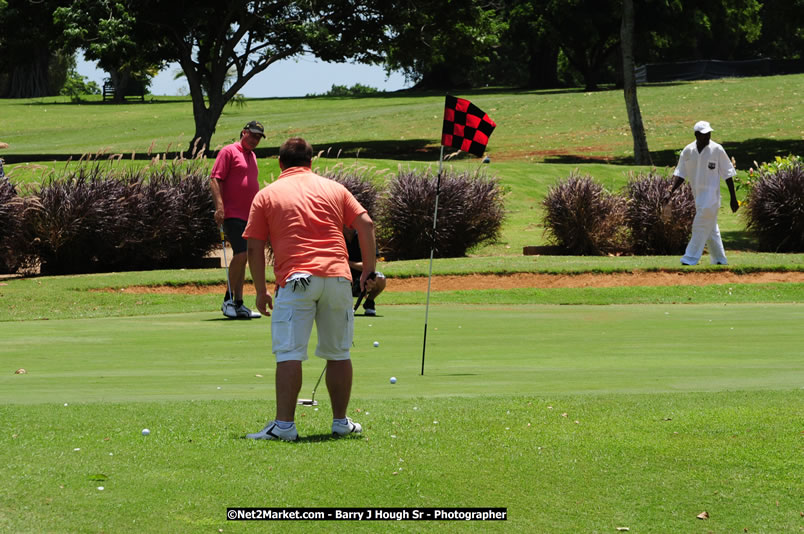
[681,205,728,265]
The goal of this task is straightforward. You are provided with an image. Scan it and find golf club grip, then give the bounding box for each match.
[353,272,377,311]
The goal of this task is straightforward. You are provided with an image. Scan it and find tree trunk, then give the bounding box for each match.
[188,96,225,157]
[4,49,51,98]
[527,42,559,89]
[109,67,132,104]
[621,0,652,165]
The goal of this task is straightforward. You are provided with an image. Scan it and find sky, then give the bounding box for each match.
[76,52,411,98]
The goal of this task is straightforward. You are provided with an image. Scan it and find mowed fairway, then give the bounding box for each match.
[1,303,802,532]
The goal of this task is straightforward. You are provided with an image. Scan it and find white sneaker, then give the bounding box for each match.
[246,421,298,441]
[234,302,260,319]
[332,418,362,436]
[222,299,238,319]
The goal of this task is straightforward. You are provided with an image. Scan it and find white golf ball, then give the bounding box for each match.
[141,428,150,436]
[390,377,397,384]
[373,341,379,347]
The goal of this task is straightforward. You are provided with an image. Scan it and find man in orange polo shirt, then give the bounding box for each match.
[243,137,376,441]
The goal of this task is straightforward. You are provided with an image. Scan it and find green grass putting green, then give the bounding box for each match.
[3,304,803,404]
[1,304,802,532]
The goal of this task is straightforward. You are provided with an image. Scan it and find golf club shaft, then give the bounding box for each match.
[310,364,327,404]
[220,226,233,301]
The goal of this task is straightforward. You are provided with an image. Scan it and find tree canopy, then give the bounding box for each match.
[54,1,164,102]
[0,0,72,98]
[49,0,388,153]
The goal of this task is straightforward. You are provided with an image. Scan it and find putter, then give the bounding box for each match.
[220,226,233,303]
[298,364,327,406]
[353,272,377,312]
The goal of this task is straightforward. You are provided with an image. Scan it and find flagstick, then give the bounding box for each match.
[421,145,444,376]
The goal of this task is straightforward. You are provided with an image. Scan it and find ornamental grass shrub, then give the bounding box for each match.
[623,172,696,254]
[321,163,388,221]
[0,177,23,273]
[742,156,804,252]
[379,168,505,260]
[20,168,133,274]
[542,172,628,255]
[17,159,217,274]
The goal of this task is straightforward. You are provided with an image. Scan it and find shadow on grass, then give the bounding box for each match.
[722,230,759,251]
[3,139,441,164]
[18,97,194,106]
[6,136,799,167]
[544,138,804,168]
[236,433,360,443]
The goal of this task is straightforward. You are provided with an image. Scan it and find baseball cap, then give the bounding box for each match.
[244,120,266,138]
[693,121,713,134]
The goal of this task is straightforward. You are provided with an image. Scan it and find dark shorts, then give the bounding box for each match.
[223,218,248,254]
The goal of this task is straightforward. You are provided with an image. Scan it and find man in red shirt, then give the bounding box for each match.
[243,137,376,441]
[210,121,264,319]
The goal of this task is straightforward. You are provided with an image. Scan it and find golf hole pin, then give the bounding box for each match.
[141,428,150,436]
[390,377,397,384]
[373,341,379,347]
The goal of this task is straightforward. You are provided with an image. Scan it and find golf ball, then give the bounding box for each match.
[373,341,379,347]
[141,428,150,436]
[390,377,397,384]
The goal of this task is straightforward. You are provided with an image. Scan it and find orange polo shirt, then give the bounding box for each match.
[243,166,366,286]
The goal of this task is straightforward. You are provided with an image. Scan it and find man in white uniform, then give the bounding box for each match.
[665,120,739,265]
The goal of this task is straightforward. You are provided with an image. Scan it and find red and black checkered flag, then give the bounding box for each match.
[441,95,496,157]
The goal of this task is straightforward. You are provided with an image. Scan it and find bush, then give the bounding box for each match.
[321,163,387,221]
[0,177,23,273]
[313,83,380,97]
[110,165,217,270]
[542,172,628,255]
[623,172,696,254]
[379,168,505,260]
[742,157,804,252]
[60,67,101,102]
[21,168,130,274]
[18,158,218,274]
[164,168,219,267]
[735,155,801,196]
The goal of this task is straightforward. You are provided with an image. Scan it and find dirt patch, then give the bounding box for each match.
[95,271,804,295]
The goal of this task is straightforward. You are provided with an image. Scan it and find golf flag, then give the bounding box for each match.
[441,95,496,157]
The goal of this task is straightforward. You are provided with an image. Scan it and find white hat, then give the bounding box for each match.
[693,121,713,134]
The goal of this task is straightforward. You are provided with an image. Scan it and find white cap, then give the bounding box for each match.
[693,121,713,134]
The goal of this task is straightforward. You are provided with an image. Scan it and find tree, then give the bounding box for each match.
[632,0,763,64]
[621,0,650,165]
[493,0,559,89]
[139,0,387,154]
[54,1,164,103]
[486,0,622,91]
[545,0,622,91]
[51,1,386,152]
[0,0,72,98]
[753,0,804,59]
[380,0,506,90]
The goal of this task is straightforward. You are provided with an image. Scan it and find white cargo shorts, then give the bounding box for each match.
[270,273,354,362]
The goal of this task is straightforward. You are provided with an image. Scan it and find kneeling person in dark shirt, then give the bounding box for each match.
[344,227,386,315]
